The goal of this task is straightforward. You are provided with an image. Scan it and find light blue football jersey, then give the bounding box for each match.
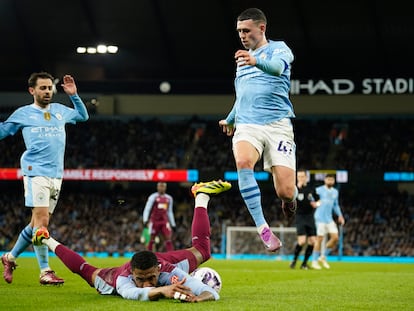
[226,40,295,125]
[0,94,89,178]
[314,185,343,223]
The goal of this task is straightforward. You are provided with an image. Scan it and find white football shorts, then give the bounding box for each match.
[232,118,296,171]
[23,176,62,213]
[316,221,339,236]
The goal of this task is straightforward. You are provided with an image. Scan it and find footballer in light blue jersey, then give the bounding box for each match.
[219,8,298,252]
[311,174,345,270]
[0,94,88,178]
[226,39,295,126]
[314,184,343,224]
[0,72,89,285]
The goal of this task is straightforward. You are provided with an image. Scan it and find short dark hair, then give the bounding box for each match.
[28,72,54,88]
[325,174,336,179]
[237,8,267,24]
[131,250,158,270]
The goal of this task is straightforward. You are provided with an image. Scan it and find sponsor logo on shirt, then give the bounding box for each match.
[30,126,65,137]
[31,126,64,133]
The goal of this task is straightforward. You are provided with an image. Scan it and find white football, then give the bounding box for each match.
[190,267,222,293]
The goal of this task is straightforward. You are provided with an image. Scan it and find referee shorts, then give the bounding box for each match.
[295,214,317,236]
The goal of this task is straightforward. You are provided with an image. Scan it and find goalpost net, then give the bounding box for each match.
[225,226,297,259]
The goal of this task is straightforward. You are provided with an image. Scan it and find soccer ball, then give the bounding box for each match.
[190,267,222,293]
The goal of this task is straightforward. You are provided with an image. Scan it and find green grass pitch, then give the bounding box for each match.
[1,257,413,310]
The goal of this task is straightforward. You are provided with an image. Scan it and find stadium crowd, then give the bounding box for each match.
[1,116,414,172]
[0,116,413,256]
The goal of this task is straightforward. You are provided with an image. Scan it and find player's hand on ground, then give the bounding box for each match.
[164,278,194,301]
[219,119,235,136]
[61,75,78,95]
[187,291,216,303]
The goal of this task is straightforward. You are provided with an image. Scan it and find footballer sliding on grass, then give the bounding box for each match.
[32,180,231,302]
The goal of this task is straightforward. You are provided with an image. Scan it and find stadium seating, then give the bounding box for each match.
[0,116,413,256]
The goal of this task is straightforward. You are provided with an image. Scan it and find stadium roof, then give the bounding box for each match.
[0,0,412,93]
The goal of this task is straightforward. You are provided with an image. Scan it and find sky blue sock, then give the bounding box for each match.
[238,168,266,228]
[33,228,50,271]
[312,250,321,261]
[10,224,32,258]
[325,248,332,256]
